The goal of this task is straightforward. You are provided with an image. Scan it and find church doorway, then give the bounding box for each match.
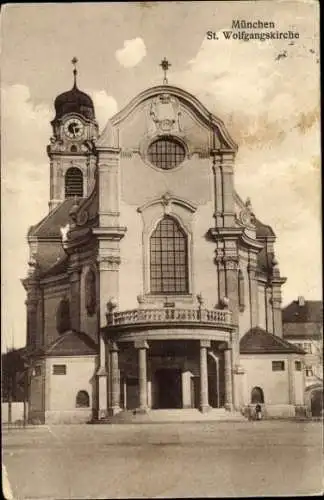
[155,369,182,408]
[251,386,264,404]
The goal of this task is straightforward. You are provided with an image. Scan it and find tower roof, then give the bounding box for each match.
[54,85,95,120]
[53,57,95,121]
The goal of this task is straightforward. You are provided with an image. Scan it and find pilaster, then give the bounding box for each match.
[224,255,239,325]
[265,286,273,333]
[67,257,82,332]
[247,252,259,329]
[224,347,233,411]
[271,279,285,337]
[211,151,236,228]
[215,247,226,306]
[95,148,126,330]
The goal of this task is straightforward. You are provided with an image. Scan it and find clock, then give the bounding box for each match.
[63,118,84,139]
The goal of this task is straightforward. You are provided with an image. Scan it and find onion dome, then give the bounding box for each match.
[53,57,95,121]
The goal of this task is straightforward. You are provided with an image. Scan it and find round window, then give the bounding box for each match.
[147,138,186,170]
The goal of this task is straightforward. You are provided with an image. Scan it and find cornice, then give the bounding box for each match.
[137,193,198,214]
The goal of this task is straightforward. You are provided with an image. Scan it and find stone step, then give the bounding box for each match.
[93,408,246,424]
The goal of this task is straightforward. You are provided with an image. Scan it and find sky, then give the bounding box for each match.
[1,1,321,350]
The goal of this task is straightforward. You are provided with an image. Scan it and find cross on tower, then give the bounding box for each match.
[71,56,78,87]
[160,57,171,84]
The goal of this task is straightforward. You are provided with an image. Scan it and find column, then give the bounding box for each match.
[135,340,149,413]
[109,342,120,415]
[200,340,210,413]
[181,371,192,409]
[231,329,241,411]
[224,348,233,411]
[97,334,108,419]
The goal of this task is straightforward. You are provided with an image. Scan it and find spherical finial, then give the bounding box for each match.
[272,256,278,267]
[137,294,144,305]
[221,296,230,309]
[196,293,204,306]
[71,56,78,87]
[107,297,118,311]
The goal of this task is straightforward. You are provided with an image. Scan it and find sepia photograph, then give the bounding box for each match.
[1,1,322,498]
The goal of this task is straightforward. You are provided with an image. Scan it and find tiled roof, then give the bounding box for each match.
[46,330,98,356]
[282,300,323,323]
[28,199,80,239]
[39,254,69,278]
[254,218,275,238]
[240,326,305,354]
[283,322,322,340]
[257,247,273,275]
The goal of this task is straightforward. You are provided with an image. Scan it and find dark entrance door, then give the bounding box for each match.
[155,369,182,408]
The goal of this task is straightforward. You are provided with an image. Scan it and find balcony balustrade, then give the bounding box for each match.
[107,307,232,327]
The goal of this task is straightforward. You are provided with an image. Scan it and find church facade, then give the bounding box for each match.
[23,62,306,424]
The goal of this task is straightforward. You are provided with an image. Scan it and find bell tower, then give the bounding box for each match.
[47,58,98,212]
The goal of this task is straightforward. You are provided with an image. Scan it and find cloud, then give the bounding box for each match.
[92,90,118,131]
[115,37,146,68]
[1,84,52,165]
[171,33,321,304]
[1,84,119,349]
[2,158,49,352]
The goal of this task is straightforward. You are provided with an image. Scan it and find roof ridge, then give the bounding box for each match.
[30,202,65,237]
[46,329,97,354]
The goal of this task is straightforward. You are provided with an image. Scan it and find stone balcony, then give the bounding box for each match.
[107,307,232,328]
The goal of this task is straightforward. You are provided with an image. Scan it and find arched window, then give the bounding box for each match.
[65,167,83,198]
[150,216,189,294]
[76,390,90,408]
[148,137,186,170]
[251,386,264,404]
[85,269,96,316]
[56,297,71,334]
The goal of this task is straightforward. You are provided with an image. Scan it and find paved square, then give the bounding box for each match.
[3,421,323,498]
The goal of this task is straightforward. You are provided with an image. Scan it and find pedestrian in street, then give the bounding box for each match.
[255,403,262,420]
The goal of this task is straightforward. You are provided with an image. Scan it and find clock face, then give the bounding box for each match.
[63,118,84,139]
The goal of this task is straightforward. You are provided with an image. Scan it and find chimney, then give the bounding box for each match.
[298,296,305,307]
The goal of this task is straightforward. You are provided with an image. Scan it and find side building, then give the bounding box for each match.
[283,297,323,416]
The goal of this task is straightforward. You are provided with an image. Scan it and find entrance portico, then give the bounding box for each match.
[104,337,234,415]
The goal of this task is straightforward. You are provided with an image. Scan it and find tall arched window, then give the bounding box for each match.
[76,390,90,408]
[65,167,83,198]
[150,216,189,294]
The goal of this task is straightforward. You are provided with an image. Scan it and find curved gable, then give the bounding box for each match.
[97,85,237,152]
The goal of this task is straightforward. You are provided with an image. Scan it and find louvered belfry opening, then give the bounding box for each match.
[65,167,83,198]
[150,216,189,294]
